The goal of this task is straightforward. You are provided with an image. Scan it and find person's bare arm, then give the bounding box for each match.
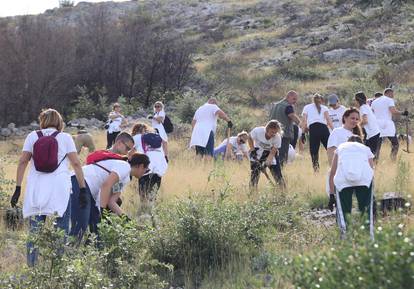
[248,135,255,152]
[389,106,402,115]
[301,114,308,132]
[325,111,334,130]
[191,119,196,129]
[107,192,123,215]
[100,172,119,209]
[67,152,86,188]
[266,146,277,166]
[368,158,374,169]
[327,147,336,166]
[361,114,368,126]
[329,154,338,194]
[288,113,301,125]
[216,110,230,122]
[16,152,32,186]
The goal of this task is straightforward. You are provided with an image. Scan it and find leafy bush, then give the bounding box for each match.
[70,86,110,120]
[275,57,323,81]
[286,223,414,289]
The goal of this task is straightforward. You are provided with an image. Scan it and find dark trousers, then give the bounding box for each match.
[290,124,299,149]
[250,154,284,188]
[195,131,215,157]
[106,131,120,149]
[338,184,372,226]
[139,173,162,201]
[377,135,399,161]
[365,133,380,157]
[70,176,100,240]
[279,137,292,167]
[309,123,330,171]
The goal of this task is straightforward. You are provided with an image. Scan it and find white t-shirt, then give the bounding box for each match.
[327,126,354,149]
[302,103,329,127]
[22,128,76,218]
[81,159,131,209]
[250,127,281,163]
[328,105,346,129]
[371,96,396,137]
[217,136,248,154]
[359,104,380,139]
[133,134,168,177]
[152,110,168,141]
[190,103,220,147]
[108,112,123,133]
[334,142,374,191]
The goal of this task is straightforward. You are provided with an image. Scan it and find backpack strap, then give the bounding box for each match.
[36,130,43,138]
[92,162,111,174]
[51,131,60,137]
[141,137,147,153]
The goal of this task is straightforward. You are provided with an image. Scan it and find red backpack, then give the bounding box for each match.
[86,150,126,165]
[33,130,66,173]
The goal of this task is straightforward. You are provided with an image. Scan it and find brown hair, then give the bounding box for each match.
[112,102,121,110]
[347,135,363,144]
[354,91,367,106]
[39,109,64,131]
[131,123,149,136]
[342,107,363,138]
[128,152,150,168]
[114,132,134,145]
[313,93,323,114]
[266,120,282,133]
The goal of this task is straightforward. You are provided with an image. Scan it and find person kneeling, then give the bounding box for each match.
[248,120,284,189]
[329,135,375,238]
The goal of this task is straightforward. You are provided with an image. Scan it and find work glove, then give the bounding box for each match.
[165,155,169,163]
[79,187,88,209]
[10,186,21,208]
[402,110,409,117]
[300,133,306,144]
[227,120,233,129]
[249,148,258,160]
[328,194,336,212]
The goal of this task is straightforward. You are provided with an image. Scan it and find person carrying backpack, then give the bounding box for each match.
[10,109,86,266]
[328,135,375,239]
[149,101,169,162]
[131,123,167,211]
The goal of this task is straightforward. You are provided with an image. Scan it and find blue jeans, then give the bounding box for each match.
[27,198,71,267]
[70,176,100,240]
[196,131,215,156]
[213,143,227,159]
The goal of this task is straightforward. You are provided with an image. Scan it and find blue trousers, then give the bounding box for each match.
[27,198,71,267]
[70,176,100,240]
[196,131,215,156]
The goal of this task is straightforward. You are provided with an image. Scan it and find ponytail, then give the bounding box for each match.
[313,93,322,114]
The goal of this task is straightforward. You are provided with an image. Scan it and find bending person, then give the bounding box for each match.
[213,131,249,160]
[328,135,375,238]
[248,120,284,188]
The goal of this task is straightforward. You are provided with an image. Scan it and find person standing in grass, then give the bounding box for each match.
[354,92,381,156]
[150,101,169,162]
[106,103,126,149]
[190,98,232,158]
[327,94,346,130]
[302,93,334,172]
[269,90,301,166]
[10,108,86,266]
[371,88,408,161]
[248,120,284,188]
[328,135,375,238]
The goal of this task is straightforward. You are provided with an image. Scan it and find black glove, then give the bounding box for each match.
[79,188,88,209]
[249,148,258,160]
[328,194,336,212]
[10,186,21,208]
[227,120,233,129]
[402,110,409,117]
[300,133,306,144]
[165,155,169,163]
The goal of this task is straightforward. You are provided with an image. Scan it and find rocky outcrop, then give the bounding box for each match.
[322,49,378,62]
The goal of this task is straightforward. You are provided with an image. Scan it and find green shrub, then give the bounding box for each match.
[286,222,414,289]
[70,86,110,120]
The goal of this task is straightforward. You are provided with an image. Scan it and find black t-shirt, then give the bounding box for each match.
[285,105,294,116]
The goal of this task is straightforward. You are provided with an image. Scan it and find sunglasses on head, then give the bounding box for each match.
[122,141,133,151]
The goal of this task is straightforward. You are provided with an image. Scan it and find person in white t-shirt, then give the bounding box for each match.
[70,132,141,239]
[248,120,284,188]
[371,88,408,160]
[132,123,168,210]
[354,92,381,156]
[327,94,347,130]
[328,135,375,238]
[10,109,86,267]
[327,107,363,165]
[190,98,232,157]
[213,131,249,160]
[302,93,334,171]
[106,103,126,149]
[150,101,169,161]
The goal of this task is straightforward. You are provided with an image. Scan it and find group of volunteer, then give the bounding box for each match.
[8,86,410,265]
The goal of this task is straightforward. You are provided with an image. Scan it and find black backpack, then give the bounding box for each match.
[163,115,174,134]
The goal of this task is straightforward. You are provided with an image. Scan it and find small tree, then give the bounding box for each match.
[59,0,74,8]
